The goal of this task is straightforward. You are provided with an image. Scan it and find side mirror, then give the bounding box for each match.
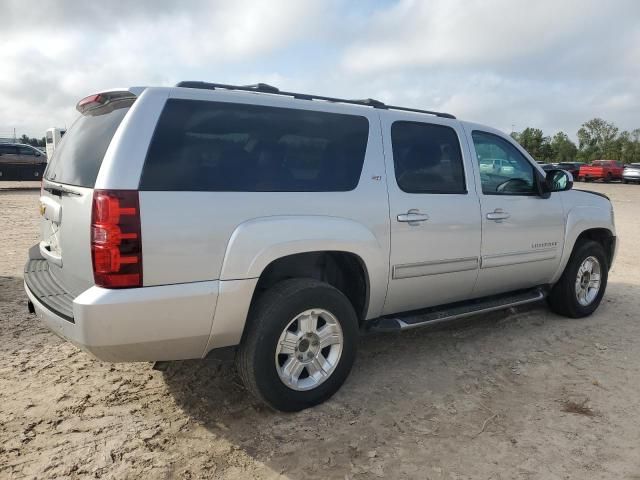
[35,152,41,157]
[545,169,573,193]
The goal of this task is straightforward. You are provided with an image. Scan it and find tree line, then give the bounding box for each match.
[17,135,46,148]
[511,118,640,164]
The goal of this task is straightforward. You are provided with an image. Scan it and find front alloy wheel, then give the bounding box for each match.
[575,256,602,307]
[548,240,608,318]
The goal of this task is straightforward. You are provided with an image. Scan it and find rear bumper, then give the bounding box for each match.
[25,278,220,362]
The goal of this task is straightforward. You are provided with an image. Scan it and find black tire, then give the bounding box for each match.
[236,278,358,412]
[622,179,628,184]
[604,173,612,183]
[547,240,608,318]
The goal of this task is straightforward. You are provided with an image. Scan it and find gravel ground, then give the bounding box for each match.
[1,181,639,479]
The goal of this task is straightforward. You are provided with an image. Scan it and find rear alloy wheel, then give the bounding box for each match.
[275,308,344,391]
[236,278,358,411]
[548,240,608,318]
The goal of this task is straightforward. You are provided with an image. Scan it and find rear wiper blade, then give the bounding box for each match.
[44,184,81,197]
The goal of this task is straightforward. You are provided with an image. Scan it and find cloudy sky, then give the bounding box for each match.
[1,0,638,139]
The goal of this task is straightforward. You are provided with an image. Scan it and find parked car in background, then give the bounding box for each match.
[540,163,559,172]
[622,163,640,184]
[578,160,624,182]
[557,162,585,178]
[479,157,516,175]
[0,143,47,180]
[25,82,617,411]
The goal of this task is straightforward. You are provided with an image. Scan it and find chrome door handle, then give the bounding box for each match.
[397,209,429,225]
[486,209,510,221]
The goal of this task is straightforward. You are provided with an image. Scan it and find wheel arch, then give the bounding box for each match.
[204,216,388,355]
[551,204,616,284]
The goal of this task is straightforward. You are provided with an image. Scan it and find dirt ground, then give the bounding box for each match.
[1,181,639,479]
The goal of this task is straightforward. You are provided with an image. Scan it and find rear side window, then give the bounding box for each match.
[0,145,17,156]
[44,99,133,187]
[391,121,466,194]
[140,99,369,192]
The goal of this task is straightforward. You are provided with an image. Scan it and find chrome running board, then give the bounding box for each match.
[369,288,546,332]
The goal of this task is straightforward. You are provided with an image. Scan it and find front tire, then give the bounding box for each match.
[236,278,358,412]
[548,240,608,318]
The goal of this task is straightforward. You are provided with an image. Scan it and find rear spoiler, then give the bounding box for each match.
[76,88,145,114]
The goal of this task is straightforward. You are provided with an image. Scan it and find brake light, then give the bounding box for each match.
[91,190,142,288]
[76,94,105,113]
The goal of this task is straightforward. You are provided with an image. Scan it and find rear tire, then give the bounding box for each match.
[236,278,358,412]
[547,240,608,318]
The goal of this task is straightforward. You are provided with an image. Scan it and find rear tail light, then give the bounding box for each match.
[91,190,142,288]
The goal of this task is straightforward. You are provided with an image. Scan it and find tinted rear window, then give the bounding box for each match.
[391,121,466,194]
[44,99,132,187]
[139,99,369,192]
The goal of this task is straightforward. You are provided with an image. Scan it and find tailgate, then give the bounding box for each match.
[581,166,603,175]
[37,92,135,294]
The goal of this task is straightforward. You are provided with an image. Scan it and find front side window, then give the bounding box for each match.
[391,121,466,194]
[472,131,536,195]
[140,100,370,192]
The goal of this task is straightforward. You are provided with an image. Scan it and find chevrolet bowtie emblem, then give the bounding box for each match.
[39,203,46,216]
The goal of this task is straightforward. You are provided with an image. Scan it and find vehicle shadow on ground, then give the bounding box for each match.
[160,281,638,477]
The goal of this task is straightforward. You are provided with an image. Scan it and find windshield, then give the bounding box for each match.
[44,99,133,187]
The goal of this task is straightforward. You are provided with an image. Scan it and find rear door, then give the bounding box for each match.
[40,94,135,294]
[381,115,481,314]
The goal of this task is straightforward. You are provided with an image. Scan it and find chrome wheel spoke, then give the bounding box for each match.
[298,311,318,334]
[317,324,341,349]
[282,357,305,384]
[279,331,299,355]
[307,353,330,379]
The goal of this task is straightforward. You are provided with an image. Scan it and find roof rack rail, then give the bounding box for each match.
[174,81,456,119]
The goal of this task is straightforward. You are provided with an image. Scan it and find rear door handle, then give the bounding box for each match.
[397,209,429,225]
[486,209,510,221]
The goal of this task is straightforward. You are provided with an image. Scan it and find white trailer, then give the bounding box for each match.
[45,127,66,160]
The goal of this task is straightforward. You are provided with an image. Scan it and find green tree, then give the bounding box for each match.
[576,118,619,161]
[512,127,552,161]
[16,134,46,148]
[550,131,578,162]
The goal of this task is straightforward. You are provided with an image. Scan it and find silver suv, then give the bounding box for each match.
[25,82,617,411]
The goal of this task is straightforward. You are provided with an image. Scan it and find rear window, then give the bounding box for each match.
[139,99,369,192]
[391,121,466,194]
[44,99,132,187]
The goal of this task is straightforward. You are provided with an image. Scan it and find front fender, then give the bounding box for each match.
[551,204,615,283]
[219,215,389,319]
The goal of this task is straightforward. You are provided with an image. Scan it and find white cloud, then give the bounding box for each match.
[0,0,639,140]
[0,0,326,137]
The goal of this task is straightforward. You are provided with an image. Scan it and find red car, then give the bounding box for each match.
[578,160,624,182]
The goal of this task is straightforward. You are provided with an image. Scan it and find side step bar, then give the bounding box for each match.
[368,288,546,332]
